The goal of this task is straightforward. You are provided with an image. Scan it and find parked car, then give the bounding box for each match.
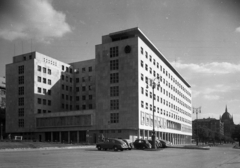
[118,138,134,150]
[159,139,172,148]
[148,139,162,148]
[96,138,128,151]
[133,139,151,149]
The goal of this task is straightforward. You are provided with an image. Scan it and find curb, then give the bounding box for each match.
[168,146,210,150]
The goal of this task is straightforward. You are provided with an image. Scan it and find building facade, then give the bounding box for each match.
[192,118,224,136]
[6,28,192,144]
[0,76,6,138]
[220,106,235,137]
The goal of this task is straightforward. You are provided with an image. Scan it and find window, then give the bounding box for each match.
[141,47,143,54]
[66,86,69,91]
[43,78,46,84]
[141,101,144,108]
[48,100,51,106]
[18,97,24,106]
[110,99,119,110]
[88,76,92,81]
[149,55,152,62]
[110,60,119,70]
[82,86,86,91]
[62,65,64,71]
[141,60,144,67]
[38,87,41,93]
[110,113,119,123]
[18,87,24,95]
[82,105,86,110]
[18,65,24,74]
[43,67,46,73]
[145,64,148,71]
[76,105,79,110]
[38,109,41,114]
[38,65,41,72]
[89,95,93,100]
[145,51,148,58]
[18,108,24,117]
[82,77,85,82]
[18,119,24,127]
[48,79,51,85]
[141,74,144,81]
[48,69,51,75]
[62,94,64,99]
[48,90,51,95]
[43,110,46,113]
[66,67,69,72]
[89,104,93,109]
[110,46,119,58]
[18,76,24,84]
[110,86,119,97]
[38,98,41,104]
[82,68,86,72]
[76,87,79,92]
[89,67,92,72]
[110,73,119,83]
[70,78,72,83]
[82,95,86,100]
[43,89,47,94]
[141,87,144,94]
[43,99,46,105]
[76,78,79,83]
[61,75,64,80]
[38,76,41,82]
[62,84,64,90]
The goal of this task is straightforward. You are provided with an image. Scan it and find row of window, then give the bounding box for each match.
[140,48,191,97]
[75,95,93,101]
[140,100,191,124]
[38,76,52,85]
[76,76,92,83]
[76,85,93,92]
[141,74,191,112]
[61,75,73,83]
[141,63,191,104]
[38,87,51,95]
[38,65,51,74]
[38,109,51,114]
[37,98,51,106]
[141,85,191,117]
[75,104,93,110]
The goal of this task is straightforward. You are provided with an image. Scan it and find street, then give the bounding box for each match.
[0,144,239,168]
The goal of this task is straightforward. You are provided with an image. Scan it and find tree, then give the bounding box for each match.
[232,125,240,146]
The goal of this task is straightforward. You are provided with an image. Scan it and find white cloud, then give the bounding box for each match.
[0,0,71,42]
[174,61,240,74]
[203,95,220,100]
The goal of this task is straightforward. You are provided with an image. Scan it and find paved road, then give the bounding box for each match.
[0,144,239,168]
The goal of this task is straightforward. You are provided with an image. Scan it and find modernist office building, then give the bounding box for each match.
[6,28,192,144]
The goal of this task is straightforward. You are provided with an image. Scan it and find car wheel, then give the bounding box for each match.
[97,146,101,151]
[114,146,118,151]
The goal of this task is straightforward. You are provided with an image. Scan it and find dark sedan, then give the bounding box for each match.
[133,139,151,149]
[96,138,128,151]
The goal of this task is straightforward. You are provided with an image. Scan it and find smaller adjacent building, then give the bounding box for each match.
[192,118,224,136]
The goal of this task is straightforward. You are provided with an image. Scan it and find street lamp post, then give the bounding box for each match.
[147,78,160,149]
[193,107,201,146]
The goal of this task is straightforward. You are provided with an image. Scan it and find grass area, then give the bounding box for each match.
[0,141,91,150]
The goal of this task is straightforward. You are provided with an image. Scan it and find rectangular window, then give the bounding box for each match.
[141,47,143,54]
[149,55,152,62]
[145,64,148,71]
[141,74,144,81]
[110,86,119,97]
[48,90,51,95]
[43,99,46,105]
[82,105,86,110]
[38,109,41,114]
[18,87,24,95]
[48,69,51,75]
[110,60,119,70]
[110,99,119,110]
[18,97,24,106]
[76,87,79,92]
[62,84,64,90]
[89,67,92,72]
[43,89,47,94]
[18,76,24,84]
[38,87,41,93]
[38,65,41,72]
[110,73,119,83]
[43,67,46,73]
[88,76,92,81]
[48,100,51,106]
[38,76,41,82]
[82,68,86,72]
[110,46,119,58]
[82,95,86,100]
[66,86,69,91]
[141,87,144,94]
[62,65,64,71]
[141,101,144,108]
[82,77,85,82]
[82,86,86,91]
[38,98,41,104]
[61,75,64,80]
[89,104,93,109]
[43,78,46,84]
[110,113,119,123]
[48,79,51,85]
[18,108,24,117]
[141,60,144,67]
[145,51,148,58]
[76,78,79,83]
[18,65,24,74]
[18,119,24,127]
[89,95,93,100]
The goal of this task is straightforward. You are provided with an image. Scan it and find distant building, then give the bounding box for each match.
[6,28,192,144]
[220,106,235,137]
[0,77,6,108]
[192,118,224,136]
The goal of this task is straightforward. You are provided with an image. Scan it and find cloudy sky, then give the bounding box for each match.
[0,0,240,124]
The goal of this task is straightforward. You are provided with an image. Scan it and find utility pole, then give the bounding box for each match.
[193,107,201,146]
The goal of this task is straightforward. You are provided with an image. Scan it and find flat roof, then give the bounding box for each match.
[109,27,191,88]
